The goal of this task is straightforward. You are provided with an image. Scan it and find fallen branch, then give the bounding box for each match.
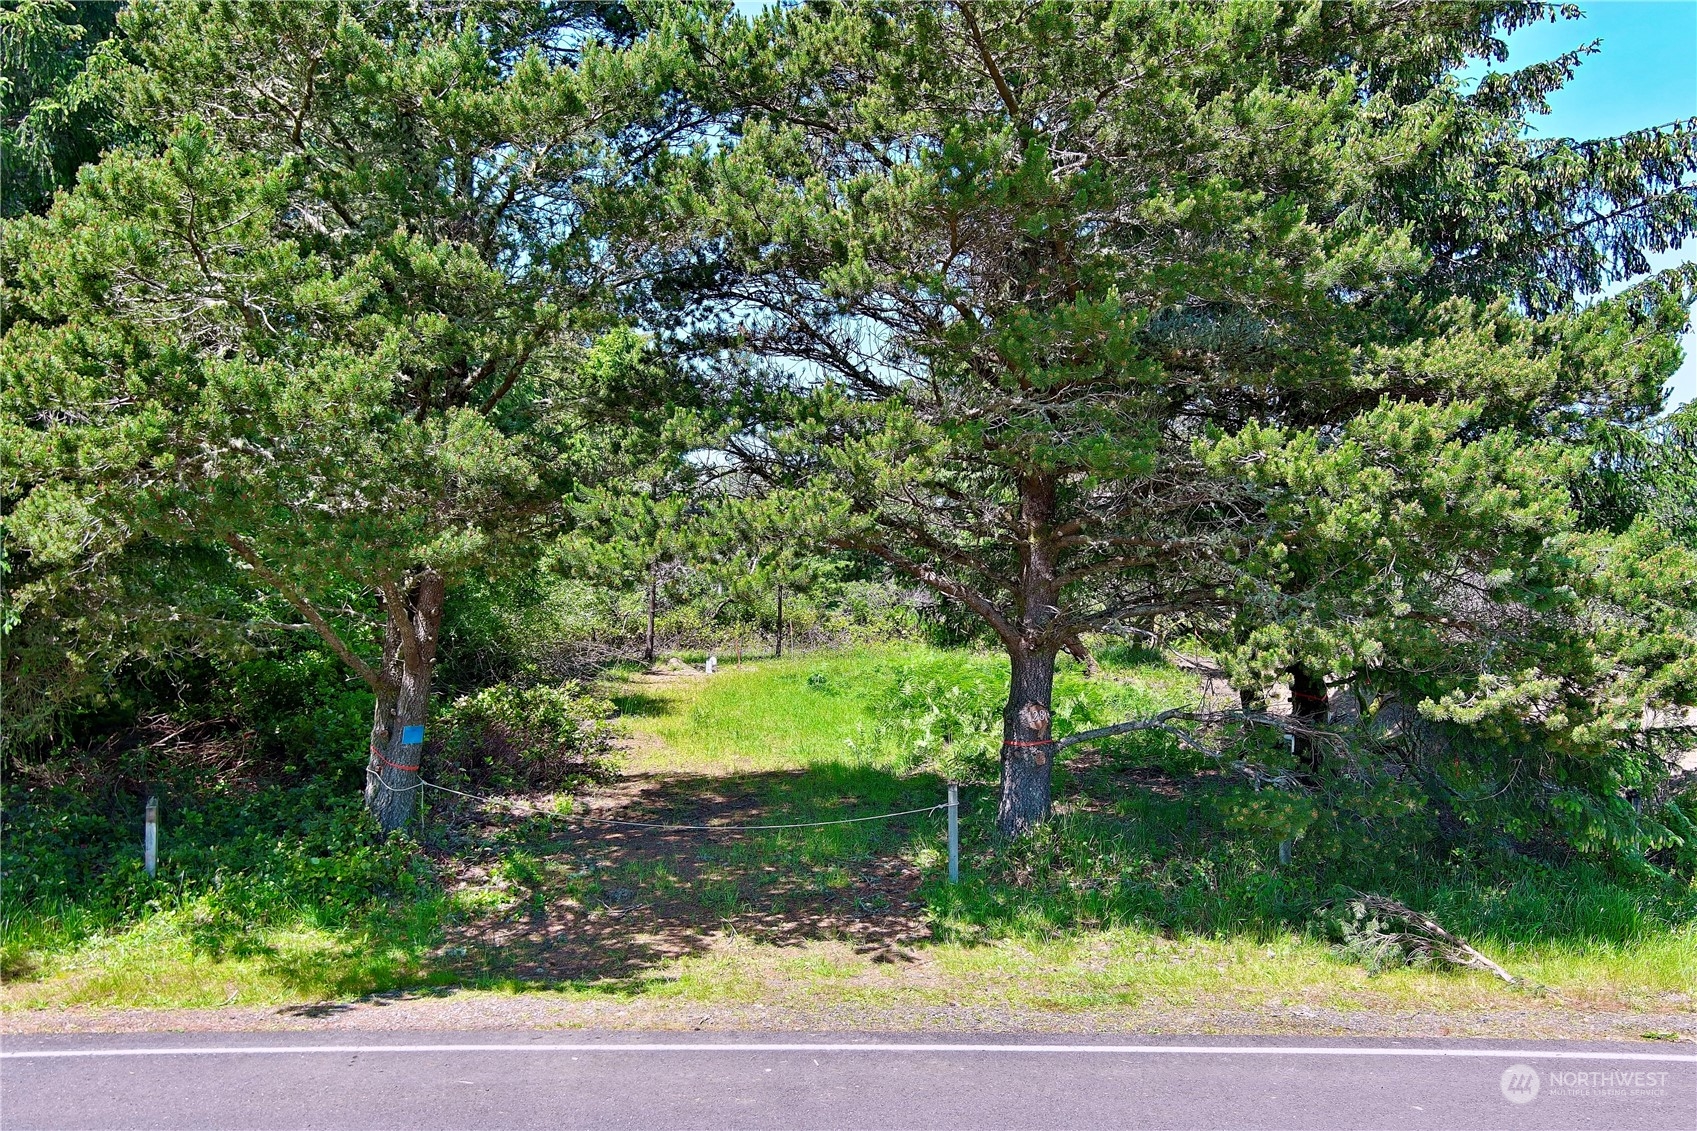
[1319,893,1516,984]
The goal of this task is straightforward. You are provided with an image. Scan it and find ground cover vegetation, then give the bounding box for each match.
[3,648,1693,1029]
[1,1,1694,1028]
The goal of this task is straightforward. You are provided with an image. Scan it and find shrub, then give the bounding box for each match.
[1215,787,1324,844]
[0,777,429,968]
[429,682,616,792]
[228,649,369,782]
[855,646,1179,781]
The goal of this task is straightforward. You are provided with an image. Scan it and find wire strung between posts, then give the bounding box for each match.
[416,777,946,832]
[364,765,425,795]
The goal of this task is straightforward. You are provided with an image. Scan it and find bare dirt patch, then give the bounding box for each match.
[426,766,934,987]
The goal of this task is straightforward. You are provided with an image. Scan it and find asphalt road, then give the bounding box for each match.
[2,1031,1693,1130]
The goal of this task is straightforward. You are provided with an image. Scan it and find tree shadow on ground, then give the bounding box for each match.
[421,762,951,990]
[605,690,675,718]
[225,736,1685,1004]
[274,986,458,1018]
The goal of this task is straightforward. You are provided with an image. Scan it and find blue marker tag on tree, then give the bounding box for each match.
[401,725,425,745]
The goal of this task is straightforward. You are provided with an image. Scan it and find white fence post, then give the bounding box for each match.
[947,783,959,884]
[144,796,158,877]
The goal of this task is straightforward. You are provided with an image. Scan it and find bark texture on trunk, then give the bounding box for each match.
[364,571,446,832]
[644,571,657,664]
[774,584,784,658]
[998,643,1059,836]
[1289,665,1329,776]
[996,471,1061,837]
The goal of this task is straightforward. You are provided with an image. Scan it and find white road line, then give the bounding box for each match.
[3,1042,1694,1062]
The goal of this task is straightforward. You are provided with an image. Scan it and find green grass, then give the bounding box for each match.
[591,644,1695,1013]
[613,641,1189,775]
[612,652,889,773]
[3,891,451,1007]
[5,642,1694,1032]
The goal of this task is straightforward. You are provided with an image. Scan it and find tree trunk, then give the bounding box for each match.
[998,644,1059,836]
[364,571,446,833]
[994,471,1064,837]
[774,583,784,658]
[644,570,657,664]
[1289,665,1329,775]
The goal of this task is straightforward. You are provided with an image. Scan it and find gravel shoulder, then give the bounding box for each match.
[5,991,1692,1044]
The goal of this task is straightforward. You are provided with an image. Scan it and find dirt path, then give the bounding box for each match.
[407,661,938,985]
[424,765,934,985]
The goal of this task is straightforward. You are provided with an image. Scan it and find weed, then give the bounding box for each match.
[493,851,545,891]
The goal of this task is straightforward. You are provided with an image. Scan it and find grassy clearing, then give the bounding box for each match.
[4,643,1694,1033]
[611,641,1186,773]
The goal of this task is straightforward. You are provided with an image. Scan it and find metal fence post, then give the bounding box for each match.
[947,782,959,884]
[144,795,158,877]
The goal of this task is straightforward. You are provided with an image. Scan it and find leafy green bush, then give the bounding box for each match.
[430,682,616,792]
[855,646,1179,781]
[1214,787,1324,843]
[1652,792,1697,875]
[926,785,1697,953]
[0,776,430,974]
[0,783,132,913]
[863,653,1006,780]
[227,649,369,782]
[0,629,394,944]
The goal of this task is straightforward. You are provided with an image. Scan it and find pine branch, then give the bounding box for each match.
[223,534,385,691]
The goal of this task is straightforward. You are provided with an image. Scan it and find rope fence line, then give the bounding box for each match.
[363,765,425,795]
[378,772,948,833]
[370,744,421,773]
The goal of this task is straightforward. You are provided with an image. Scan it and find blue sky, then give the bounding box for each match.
[1483,2,1697,409]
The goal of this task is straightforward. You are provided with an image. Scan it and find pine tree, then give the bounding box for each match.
[2,0,686,829]
[655,1,1697,834]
